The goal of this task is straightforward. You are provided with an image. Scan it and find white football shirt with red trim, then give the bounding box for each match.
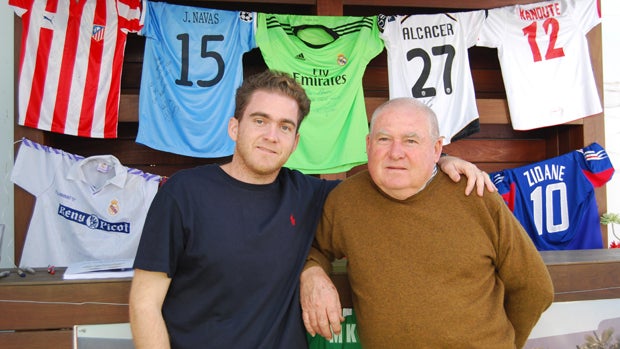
[11,0,143,138]
[477,0,602,130]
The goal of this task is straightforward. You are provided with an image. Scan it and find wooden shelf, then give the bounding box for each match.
[2,249,619,348]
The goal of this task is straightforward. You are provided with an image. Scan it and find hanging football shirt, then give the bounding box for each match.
[11,138,161,267]
[477,0,602,130]
[256,13,384,174]
[378,11,484,144]
[137,2,256,158]
[10,0,143,138]
[490,143,614,251]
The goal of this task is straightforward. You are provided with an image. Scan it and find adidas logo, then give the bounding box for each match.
[295,53,305,60]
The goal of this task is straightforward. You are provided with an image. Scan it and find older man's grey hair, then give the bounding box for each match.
[369,97,440,140]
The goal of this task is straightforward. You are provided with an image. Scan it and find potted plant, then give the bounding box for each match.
[600,212,620,249]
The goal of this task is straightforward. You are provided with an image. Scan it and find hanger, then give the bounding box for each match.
[292,24,340,49]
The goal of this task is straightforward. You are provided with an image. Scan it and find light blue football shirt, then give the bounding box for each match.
[138,2,256,157]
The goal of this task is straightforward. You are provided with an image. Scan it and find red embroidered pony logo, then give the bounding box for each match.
[290,214,296,226]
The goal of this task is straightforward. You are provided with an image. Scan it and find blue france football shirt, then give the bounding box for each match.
[491,143,614,250]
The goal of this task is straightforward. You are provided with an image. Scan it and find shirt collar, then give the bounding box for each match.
[66,155,127,189]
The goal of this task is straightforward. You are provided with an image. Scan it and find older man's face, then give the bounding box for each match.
[365,106,443,200]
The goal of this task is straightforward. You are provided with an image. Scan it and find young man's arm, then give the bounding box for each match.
[438,155,496,196]
[129,268,173,349]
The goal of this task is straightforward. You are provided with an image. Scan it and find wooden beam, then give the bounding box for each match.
[343,0,546,8]
[316,0,343,15]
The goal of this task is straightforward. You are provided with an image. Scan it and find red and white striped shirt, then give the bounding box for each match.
[11,0,143,138]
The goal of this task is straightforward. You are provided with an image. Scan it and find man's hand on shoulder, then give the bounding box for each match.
[438,155,496,196]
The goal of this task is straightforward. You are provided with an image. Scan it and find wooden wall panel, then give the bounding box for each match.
[4,0,613,345]
[0,330,72,349]
[0,273,130,331]
[12,0,606,265]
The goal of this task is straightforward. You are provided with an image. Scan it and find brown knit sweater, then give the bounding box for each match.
[306,170,554,348]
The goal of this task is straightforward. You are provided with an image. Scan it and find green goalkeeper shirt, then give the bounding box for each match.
[257,13,384,174]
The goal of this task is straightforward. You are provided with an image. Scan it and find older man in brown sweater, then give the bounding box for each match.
[301,97,554,348]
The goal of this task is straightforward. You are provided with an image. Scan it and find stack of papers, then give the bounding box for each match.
[63,259,134,280]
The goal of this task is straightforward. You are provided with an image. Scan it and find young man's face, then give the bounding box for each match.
[228,90,300,180]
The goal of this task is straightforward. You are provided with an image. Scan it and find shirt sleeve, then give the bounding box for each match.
[304,188,349,274]
[476,6,504,48]
[8,0,31,17]
[493,193,554,347]
[578,142,614,187]
[133,187,185,277]
[11,140,61,197]
[459,9,486,48]
[574,0,601,34]
[117,0,143,33]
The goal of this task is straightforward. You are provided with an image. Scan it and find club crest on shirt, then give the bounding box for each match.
[337,54,348,66]
[108,199,120,216]
[92,25,105,41]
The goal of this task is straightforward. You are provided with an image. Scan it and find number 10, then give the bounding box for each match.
[530,182,569,235]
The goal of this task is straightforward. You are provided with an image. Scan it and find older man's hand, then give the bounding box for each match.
[300,266,344,340]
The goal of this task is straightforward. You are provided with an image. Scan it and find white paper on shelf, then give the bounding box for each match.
[63,258,134,280]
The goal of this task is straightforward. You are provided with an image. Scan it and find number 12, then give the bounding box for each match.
[522,18,565,62]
